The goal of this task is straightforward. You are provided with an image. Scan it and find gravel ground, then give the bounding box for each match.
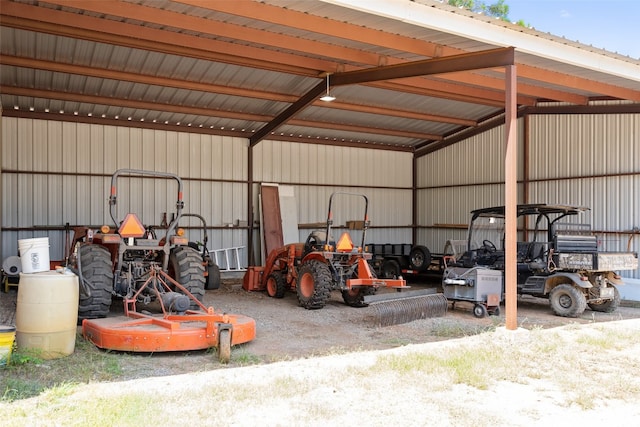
[2,274,639,373]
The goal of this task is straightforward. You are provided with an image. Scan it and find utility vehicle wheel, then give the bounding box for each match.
[266,271,287,298]
[218,329,231,364]
[588,285,620,313]
[169,246,206,309]
[296,260,331,309]
[75,244,114,322]
[381,259,401,279]
[549,284,587,317]
[409,245,431,272]
[342,286,376,307]
[205,258,221,290]
[490,306,501,317]
[473,303,487,318]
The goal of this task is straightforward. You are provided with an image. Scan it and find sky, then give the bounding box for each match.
[505,0,639,59]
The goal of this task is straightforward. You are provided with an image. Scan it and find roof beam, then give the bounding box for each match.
[2,86,271,122]
[27,0,541,106]
[318,0,640,99]
[174,0,585,103]
[250,48,514,145]
[0,3,325,75]
[177,0,457,58]
[0,3,524,107]
[2,86,435,142]
[192,0,640,101]
[331,48,515,86]
[439,72,589,105]
[2,55,475,126]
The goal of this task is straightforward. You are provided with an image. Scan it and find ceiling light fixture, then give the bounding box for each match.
[319,74,336,102]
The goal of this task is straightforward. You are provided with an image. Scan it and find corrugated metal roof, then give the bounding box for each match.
[1,0,639,153]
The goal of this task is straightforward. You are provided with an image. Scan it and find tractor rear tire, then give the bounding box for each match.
[296,260,331,309]
[75,244,114,322]
[381,259,401,279]
[342,286,376,307]
[169,246,206,309]
[266,271,287,298]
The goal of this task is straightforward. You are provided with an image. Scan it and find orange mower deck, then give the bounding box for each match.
[82,267,256,363]
[82,309,256,353]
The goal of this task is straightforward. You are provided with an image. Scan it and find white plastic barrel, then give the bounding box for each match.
[18,237,50,273]
[15,270,79,359]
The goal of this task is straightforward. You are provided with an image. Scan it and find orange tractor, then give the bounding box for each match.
[249,192,408,309]
[69,169,255,362]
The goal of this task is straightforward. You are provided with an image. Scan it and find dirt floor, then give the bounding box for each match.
[2,274,639,375]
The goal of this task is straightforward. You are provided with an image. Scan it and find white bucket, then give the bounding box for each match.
[18,237,50,274]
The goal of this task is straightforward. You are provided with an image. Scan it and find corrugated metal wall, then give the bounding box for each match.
[416,110,639,279]
[2,111,638,281]
[527,112,639,267]
[416,123,523,253]
[252,139,414,259]
[1,117,248,264]
[1,118,414,269]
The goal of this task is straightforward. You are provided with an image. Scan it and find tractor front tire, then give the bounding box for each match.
[296,260,331,309]
[169,246,206,309]
[75,244,114,322]
[266,271,287,298]
[205,258,221,290]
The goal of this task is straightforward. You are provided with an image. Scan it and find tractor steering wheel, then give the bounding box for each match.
[304,231,327,253]
[482,239,497,253]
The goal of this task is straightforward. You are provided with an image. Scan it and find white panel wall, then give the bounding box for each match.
[416,124,521,253]
[252,139,414,256]
[417,111,639,280]
[2,110,637,282]
[1,118,248,263]
[527,113,640,271]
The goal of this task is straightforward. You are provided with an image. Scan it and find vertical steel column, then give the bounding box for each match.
[247,144,255,266]
[412,155,418,245]
[504,64,518,330]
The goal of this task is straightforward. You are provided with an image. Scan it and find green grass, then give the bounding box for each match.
[1,333,124,403]
[373,340,507,390]
[3,321,640,426]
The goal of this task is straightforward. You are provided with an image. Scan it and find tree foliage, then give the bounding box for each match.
[447,0,510,21]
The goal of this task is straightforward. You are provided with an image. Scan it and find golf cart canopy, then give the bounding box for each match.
[470,204,590,220]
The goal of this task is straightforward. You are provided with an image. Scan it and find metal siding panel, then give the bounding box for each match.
[89,125,105,175]
[61,122,77,173]
[1,117,17,170]
[165,131,179,174]
[176,133,190,178]
[102,126,118,173]
[2,174,18,228]
[116,126,131,169]
[32,120,48,172]
[199,134,213,180]
[75,123,91,174]
[17,118,34,171]
[47,121,63,173]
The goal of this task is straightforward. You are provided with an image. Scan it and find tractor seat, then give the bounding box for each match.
[305,231,334,252]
